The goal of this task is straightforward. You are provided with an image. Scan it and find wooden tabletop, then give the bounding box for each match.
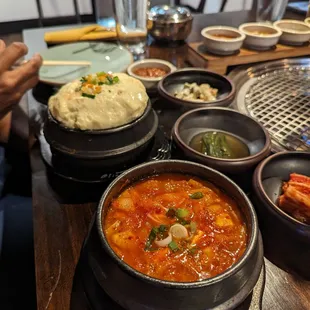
[24,9,310,310]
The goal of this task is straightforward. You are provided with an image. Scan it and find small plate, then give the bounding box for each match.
[39,42,133,86]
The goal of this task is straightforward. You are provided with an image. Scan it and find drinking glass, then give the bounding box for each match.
[95,0,115,28]
[113,0,149,55]
[256,0,288,22]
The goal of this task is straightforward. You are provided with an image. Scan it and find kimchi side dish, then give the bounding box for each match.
[278,173,310,224]
[104,174,247,282]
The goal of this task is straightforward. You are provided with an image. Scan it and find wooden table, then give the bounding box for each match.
[23,10,310,310]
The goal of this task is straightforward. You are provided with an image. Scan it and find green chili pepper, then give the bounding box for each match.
[82,93,95,99]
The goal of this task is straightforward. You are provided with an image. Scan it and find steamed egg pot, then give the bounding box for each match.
[44,100,153,155]
[93,160,263,310]
[43,100,159,179]
[172,107,271,174]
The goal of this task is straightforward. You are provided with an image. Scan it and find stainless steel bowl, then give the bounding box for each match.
[94,160,264,310]
[148,5,193,41]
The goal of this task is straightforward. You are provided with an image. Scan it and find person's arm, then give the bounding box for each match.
[0,112,11,144]
[0,40,42,144]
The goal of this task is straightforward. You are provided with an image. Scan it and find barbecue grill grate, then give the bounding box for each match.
[231,61,310,152]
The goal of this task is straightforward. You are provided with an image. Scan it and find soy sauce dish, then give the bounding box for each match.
[239,23,282,50]
[274,19,310,45]
[201,26,245,55]
[96,160,263,310]
[172,108,271,173]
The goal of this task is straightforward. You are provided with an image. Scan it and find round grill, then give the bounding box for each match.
[230,59,310,152]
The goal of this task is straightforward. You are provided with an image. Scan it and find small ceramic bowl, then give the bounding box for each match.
[274,19,310,45]
[127,59,176,90]
[252,151,310,279]
[158,68,235,109]
[305,17,310,26]
[201,26,245,55]
[239,23,282,50]
[172,107,271,174]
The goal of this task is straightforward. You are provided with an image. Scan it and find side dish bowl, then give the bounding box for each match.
[252,152,310,279]
[305,17,310,26]
[94,160,263,310]
[274,19,310,45]
[172,107,271,173]
[201,26,245,55]
[127,59,176,90]
[239,23,282,50]
[158,68,235,109]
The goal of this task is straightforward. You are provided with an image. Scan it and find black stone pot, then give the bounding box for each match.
[43,101,158,180]
[172,107,271,174]
[252,151,310,279]
[94,160,264,310]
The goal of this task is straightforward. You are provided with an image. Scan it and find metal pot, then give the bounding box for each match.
[94,160,263,310]
[148,5,193,41]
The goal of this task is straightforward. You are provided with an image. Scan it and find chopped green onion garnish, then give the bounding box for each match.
[168,240,179,252]
[176,208,189,218]
[178,219,190,225]
[107,75,113,84]
[113,76,119,83]
[157,224,169,239]
[189,192,204,199]
[189,247,197,255]
[82,93,95,99]
[166,208,176,218]
[158,225,168,233]
[190,221,197,233]
[97,71,106,76]
[145,227,158,251]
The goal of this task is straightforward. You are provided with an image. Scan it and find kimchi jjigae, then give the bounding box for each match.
[104,174,247,282]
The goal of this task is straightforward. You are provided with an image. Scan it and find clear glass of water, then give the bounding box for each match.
[256,0,288,22]
[113,0,149,55]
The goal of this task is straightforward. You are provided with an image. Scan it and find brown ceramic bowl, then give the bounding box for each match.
[252,151,310,279]
[172,107,271,174]
[158,69,235,109]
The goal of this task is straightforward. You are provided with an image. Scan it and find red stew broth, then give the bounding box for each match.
[103,174,247,282]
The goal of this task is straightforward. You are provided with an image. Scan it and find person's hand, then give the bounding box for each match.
[0,40,42,118]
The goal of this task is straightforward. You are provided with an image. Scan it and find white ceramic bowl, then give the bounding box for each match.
[127,59,176,90]
[274,20,310,45]
[201,26,245,55]
[305,17,310,26]
[239,23,282,50]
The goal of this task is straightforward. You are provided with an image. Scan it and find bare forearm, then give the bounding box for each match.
[0,111,11,143]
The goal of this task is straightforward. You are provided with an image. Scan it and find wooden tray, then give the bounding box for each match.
[187,42,310,74]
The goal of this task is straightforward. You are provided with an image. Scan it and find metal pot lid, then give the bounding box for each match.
[148,5,192,24]
[229,58,310,153]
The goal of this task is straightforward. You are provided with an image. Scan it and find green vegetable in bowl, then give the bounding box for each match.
[201,132,233,158]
